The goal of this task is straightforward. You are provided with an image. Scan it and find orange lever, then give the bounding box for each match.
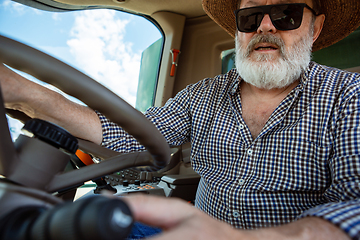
[75,149,94,165]
[170,49,180,77]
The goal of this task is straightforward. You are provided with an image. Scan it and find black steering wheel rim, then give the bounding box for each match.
[0,35,170,171]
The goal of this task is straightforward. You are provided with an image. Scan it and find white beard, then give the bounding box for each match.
[235,31,313,90]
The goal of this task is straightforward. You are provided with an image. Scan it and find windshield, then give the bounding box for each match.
[0,0,163,140]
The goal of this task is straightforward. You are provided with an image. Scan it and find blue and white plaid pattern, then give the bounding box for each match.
[98,62,360,239]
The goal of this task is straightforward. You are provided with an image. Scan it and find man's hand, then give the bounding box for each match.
[0,64,102,144]
[122,194,350,240]
[122,194,241,240]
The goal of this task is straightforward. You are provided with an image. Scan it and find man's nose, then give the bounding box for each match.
[257,14,277,34]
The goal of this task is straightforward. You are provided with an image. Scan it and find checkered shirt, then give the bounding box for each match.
[97,62,360,239]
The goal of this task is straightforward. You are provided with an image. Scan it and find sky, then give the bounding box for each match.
[0,0,162,139]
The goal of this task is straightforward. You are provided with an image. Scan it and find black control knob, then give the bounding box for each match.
[31,195,133,240]
[22,118,78,154]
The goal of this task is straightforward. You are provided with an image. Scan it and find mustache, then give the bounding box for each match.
[244,34,286,58]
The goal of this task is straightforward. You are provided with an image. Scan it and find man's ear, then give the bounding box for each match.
[313,14,325,43]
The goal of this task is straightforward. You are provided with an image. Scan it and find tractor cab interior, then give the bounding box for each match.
[0,0,359,239]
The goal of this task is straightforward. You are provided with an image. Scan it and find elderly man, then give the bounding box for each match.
[1,0,360,239]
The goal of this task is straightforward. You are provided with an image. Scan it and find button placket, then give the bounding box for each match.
[232,211,240,218]
[238,179,245,185]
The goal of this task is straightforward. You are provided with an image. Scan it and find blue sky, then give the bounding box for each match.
[0,0,162,139]
[0,0,162,58]
[0,0,162,103]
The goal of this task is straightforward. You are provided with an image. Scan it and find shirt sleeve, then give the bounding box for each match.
[95,110,145,153]
[95,85,192,153]
[299,80,360,240]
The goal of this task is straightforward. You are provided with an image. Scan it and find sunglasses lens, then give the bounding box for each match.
[270,4,303,30]
[237,8,264,32]
[236,4,305,32]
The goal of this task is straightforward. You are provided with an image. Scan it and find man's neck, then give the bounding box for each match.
[240,79,300,102]
[240,79,300,139]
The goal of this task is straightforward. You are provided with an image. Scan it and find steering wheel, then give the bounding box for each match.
[0,35,171,192]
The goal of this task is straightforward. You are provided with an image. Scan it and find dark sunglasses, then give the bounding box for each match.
[234,3,318,33]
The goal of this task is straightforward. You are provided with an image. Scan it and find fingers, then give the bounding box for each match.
[122,194,196,229]
[122,194,241,240]
[119,194,243,240]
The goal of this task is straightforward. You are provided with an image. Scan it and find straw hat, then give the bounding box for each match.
[202,0,360,52]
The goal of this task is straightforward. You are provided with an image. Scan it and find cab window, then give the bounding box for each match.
[0,0,163,139]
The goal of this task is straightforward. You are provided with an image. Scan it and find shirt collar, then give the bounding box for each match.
[229,69,241,95]
[297,61,316,91]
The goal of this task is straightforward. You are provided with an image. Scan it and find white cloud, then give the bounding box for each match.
[2,0,41,15]
[2,0,25,14]
[67,9,140,106]
[52,12,61,21]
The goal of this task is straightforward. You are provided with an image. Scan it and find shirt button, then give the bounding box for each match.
[238,124,244,130]
[239,179,245,185]
[233,211,240,218]
[247,149,253,155]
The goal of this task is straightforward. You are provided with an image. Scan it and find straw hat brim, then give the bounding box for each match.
[202,0,360,52]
